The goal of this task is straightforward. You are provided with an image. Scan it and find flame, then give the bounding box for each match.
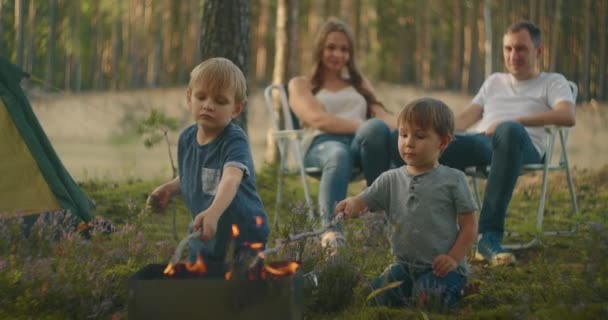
[163,263,175,276]
[231,224,240,238]
[255,216,263,227]
[263,261,300,276]
[185,254,207,274]
[225,270,232,280]
[247,242,264,250]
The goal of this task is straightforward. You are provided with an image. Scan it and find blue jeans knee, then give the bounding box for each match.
[352,119,391,184]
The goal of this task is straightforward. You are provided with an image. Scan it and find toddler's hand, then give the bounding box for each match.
[335,197,367,219]
[432,254,458,277]
[146,188,171,214]
[193,211,220,241]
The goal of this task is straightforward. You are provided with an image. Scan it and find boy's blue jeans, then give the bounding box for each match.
[370,263,467,308]
[439,121,542,235]
[304,119,392,227]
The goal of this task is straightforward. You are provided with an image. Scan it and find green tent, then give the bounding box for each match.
[0,57,93,222]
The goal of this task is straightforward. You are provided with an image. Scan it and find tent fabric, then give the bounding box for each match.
[0,98,61,215]
[0,56,93,222]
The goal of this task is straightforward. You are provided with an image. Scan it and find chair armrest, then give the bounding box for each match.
[272,129,304,140]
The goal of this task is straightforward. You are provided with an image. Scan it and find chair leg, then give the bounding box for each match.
[291,141,315,220]
[471,176,482,211]
[564,165,579,232]
[274,164,284,230]
[562,129,580,233]
[540,132,579,236]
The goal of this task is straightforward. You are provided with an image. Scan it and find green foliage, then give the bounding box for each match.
[137,108,179,179]
[1,167,608,319]
[137,108,179,149]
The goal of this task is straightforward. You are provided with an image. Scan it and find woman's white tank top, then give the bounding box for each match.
[301,86,367,153]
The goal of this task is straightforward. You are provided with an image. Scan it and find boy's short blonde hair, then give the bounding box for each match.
[398,97,454,138]
[189,57,247,103]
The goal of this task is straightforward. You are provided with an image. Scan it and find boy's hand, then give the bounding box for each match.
[335,197,368,219]
[146,187,171,214]
[193,211,220,241]
[432,254,458,277]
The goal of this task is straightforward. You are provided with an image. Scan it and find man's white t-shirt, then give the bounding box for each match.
[472,72,575,156]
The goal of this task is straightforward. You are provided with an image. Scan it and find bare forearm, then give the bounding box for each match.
[314,115,361,134]
[204,169,242,218]
[455,105,483,132]
[447,214,477,262]
[516,109,576,127]
[162,177,181,196]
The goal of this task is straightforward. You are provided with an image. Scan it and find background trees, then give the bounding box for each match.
[1,0,607,102]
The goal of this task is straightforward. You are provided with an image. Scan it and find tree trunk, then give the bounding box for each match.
[436,4,448,89]
[111,2,122,90]
[286,0,299,79]
[25,0,35,73]
[461,0,473,93]
[199,0,250,132]
[414,0,423,86]
[15,0,26,68]
[266,0,288,164]
[582,0,591,101]
[90,0,101,89]
[421,1,431,89]
[539,0,548,70]
[304,0,324,72]
[73,0,82,91]
[176,1,187,83]
[598,0,607,101]
[470,0,482,93]
[0,0,4,55]
[549,0,561,72]
[254,0,270,83]
[483,0,492,78]
[340,0,354,28]
[450,1,463,90]
[191,0,202,66]
[529,0,537,22]
[46,0,57,87]
[150,0,162,87]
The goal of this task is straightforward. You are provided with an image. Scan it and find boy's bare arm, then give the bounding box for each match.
[448,212,478,262]
[335,196,369,219]
[193,166,244,240]
[432,211,477,277]
[147,177,181,212]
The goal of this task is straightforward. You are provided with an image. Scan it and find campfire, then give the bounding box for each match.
[128,223,306,319]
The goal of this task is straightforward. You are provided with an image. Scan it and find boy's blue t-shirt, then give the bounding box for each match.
[178,123,269,251]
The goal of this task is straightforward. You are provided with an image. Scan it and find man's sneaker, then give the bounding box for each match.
[475,232,516,266]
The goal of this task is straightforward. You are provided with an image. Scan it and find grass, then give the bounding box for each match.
[1,165,608,319]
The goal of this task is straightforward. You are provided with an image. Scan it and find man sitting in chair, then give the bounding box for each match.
[439,20,576,266]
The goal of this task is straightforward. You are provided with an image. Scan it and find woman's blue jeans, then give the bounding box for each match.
[439,121,542,235]
[304,119,391,227]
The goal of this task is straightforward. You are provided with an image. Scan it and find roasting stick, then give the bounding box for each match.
[249,212,345,268]
[169,231,201,266]
[169,212,345,268]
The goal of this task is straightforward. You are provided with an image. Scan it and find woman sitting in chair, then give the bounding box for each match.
[288,18,397,250]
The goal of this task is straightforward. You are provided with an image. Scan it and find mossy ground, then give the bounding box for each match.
[1,165,607,319]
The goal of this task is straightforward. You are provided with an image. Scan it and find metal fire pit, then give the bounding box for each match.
[128,263,303,320]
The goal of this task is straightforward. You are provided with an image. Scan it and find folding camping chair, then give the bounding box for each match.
[263,84,362,227]
[465,81,580,249]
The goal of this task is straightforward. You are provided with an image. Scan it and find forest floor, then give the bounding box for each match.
[30,83,608,180]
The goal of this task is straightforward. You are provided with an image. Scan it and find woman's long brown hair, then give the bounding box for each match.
[309,18,383,118]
